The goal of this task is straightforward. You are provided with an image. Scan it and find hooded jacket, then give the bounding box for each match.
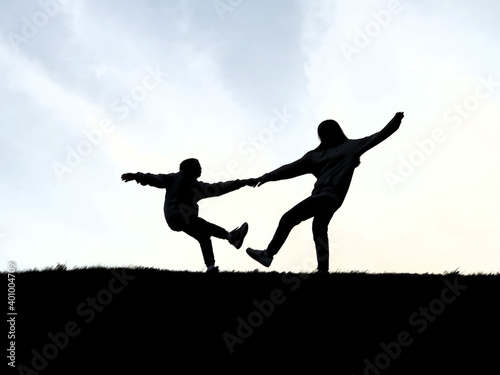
[134,171,246,225]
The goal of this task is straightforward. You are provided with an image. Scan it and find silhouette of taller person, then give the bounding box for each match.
[122,158,255,273]
[246,112,405,272]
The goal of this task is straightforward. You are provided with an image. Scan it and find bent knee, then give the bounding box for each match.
[195,235,212,245]
[168,217,185,232]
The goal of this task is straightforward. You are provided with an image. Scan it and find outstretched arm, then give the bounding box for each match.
[197,178,256,199]
[253,153,311,187]
[121,172,172,188]
[356,112,404,155]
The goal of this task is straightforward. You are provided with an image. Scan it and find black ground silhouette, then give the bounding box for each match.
[5,267,499,374]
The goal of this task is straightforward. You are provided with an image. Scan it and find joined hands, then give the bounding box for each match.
[243,176,267,188]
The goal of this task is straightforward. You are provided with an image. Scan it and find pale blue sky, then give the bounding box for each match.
[1,0,499,273]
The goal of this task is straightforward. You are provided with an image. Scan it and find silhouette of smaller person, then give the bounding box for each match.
[122,158,255,273]
[246,112,404,272]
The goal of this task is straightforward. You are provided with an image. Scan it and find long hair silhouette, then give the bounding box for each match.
[314,119,349,151]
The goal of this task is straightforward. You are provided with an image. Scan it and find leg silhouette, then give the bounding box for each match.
[265,196,339,270]
[169,215,228,268]
[312,207,335,271]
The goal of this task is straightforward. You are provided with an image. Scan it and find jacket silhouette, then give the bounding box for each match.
[133,170,248,227]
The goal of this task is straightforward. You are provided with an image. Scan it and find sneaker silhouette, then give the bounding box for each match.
[228,222,249,249]
[246,248,273,267]
[206,265,219,273]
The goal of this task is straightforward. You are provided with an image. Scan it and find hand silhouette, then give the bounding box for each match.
[243,178,258,187]
[252,175,268,188]
[394,111,404,121]
[121,173,136,183]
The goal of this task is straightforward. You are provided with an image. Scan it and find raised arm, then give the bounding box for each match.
[121,172,172,188]
[356,112,404,155]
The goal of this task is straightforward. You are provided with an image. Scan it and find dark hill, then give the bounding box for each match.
[5,268,499,374]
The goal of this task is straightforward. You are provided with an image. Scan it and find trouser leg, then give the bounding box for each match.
[313,197,338,271]
[312,208,336,271]
[267,196,335,257]
[182,217,228,267]
[191,217,229,240]
[197,237,215,267]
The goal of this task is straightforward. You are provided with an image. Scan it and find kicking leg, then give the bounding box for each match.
[182,217,227,270]
[192,217,229,240]
[266,196,325,256]
[191,217,249,249]
[247,196,327,267]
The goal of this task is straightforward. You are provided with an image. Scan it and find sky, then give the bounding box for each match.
[1,0,499,274]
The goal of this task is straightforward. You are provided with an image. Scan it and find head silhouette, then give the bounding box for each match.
[180,158,202,178]
[316,119,348,150]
